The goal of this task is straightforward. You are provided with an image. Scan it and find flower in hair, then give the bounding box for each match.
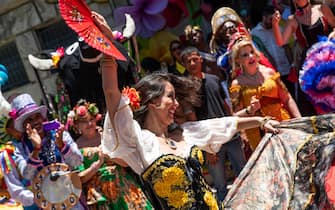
[65,100,101,131]
[76,105,88,116]
[122,86,141,111]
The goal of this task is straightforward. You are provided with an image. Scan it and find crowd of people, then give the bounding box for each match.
[1,0,335,209]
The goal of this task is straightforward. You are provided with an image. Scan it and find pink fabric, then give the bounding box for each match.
[325,159,335,206]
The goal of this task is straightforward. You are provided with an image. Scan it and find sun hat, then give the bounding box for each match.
[10,94,47,132]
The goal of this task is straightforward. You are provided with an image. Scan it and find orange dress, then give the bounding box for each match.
[230,72,291,150]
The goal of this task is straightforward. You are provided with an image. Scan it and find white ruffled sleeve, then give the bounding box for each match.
[181,116,238,153]
[101,96,144,174]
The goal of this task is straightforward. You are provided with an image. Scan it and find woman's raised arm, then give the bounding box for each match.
[92,12,121,118]
[272,10,297,46]
[101,57,120,118]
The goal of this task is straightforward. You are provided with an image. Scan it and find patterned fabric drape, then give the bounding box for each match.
[224,114,335,209]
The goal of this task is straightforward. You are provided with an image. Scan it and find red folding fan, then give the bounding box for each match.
[58,0,126,61]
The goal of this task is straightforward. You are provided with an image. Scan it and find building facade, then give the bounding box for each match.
[0,0,126,104]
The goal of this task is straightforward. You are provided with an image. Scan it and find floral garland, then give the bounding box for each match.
[66,99,102,129]
[122,86,141,111]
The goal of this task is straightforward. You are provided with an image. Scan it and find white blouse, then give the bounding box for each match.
[102,96,238,175]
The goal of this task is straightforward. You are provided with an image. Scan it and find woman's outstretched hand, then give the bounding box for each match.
[263,119,280,134]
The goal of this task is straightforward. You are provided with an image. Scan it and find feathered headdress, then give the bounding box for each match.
[300,37,335,114]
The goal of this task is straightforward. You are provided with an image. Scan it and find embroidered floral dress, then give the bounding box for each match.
[78,147,153,210]
[102,96,239,209]
[230,72,291,150]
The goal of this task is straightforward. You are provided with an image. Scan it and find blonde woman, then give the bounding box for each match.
[229,35,301,150]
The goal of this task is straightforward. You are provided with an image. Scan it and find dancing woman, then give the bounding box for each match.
[101,58,280,209]
[92,14,279,209]
[69,10,277,209]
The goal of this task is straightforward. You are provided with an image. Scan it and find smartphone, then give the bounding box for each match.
[43,120,61,131]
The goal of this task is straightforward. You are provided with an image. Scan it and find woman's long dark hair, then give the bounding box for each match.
[134,72,201,127]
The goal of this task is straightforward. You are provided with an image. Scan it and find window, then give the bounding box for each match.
[0,42,29,91]
[36,20,78,50]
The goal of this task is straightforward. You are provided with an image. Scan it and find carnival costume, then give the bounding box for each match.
[79,147,153,210]
[67,100,153,210]
[10,94,85,209]
[102,96,240,209]
[0,116,38,210]
[0,136,24,209]
[230,72,291,150]
[300,37,335,114]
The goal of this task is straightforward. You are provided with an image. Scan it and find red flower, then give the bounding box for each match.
[122,87,141,111]
[76,105,88,116]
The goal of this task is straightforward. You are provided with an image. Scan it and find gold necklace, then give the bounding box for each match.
[245,71,259,80]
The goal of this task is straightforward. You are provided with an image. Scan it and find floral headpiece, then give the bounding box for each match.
[122,86,141,111]
[66,99,102,129]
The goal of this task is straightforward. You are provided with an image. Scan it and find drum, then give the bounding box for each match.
[32,163,82,210]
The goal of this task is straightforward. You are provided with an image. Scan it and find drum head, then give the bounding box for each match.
[32,163,82,210]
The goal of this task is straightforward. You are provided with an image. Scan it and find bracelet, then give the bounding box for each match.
[260,116,272,130]
[245,107,251,115]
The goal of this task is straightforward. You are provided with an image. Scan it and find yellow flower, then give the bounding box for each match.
[167,190,188,208]
[153,180,170,197]
[197,150,204,165]
[204,191,219,210]
[162,167,184,185]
